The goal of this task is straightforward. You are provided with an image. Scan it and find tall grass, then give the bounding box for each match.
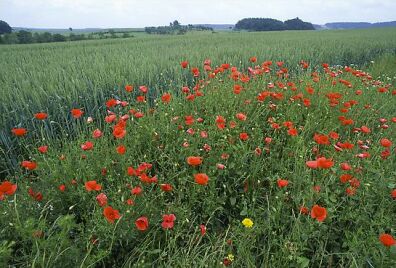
[1,28,396,176]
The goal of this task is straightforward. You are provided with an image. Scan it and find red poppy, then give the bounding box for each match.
[310,205,327,222]
[0,181,17,199]
[103,206,121,224]
[161,214,176,229]
[379,234,395,247]
[161,93,171,103]
[239,132,249,141]
[85,180,102,191]
[81,141,94,151]
[200,224,207,236]
[58,184,66,192]
[277,179,289,188]
[96,193,108,207]
[116,145,126,155]
[180,61,188,68]
[187,156,203,166]
[34,112,48,120]
[131,186,143,195]
[300,206,309,215]
[71,108,84,119]
[380,138,392,148]
[249,56,257,63]
[21,160,37,171]
[125,85,133,92]
[392,189,396,199]
[194,173,209,186]
[11,128,27,137]
[106,98,118,108]
[135,216,149,231]
[160,184,173,192]
[306,157,334,169]
[287,128,298,136]
[38,145,48,154]
[113,125,126,139]
[236,113,247,121]
[314,134,330,145]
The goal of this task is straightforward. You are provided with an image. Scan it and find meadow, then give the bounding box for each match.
[0,28,395,267]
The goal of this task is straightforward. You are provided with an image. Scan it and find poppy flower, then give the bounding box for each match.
[125,85,133,92]
[71,108,84,119]
[21,160,37,171]
[380,138,392,148]
[85,180,102,191]
[81,141,94,151]
[11,128,27,137]
[161,93,171,103]
[379,234,395,247]
[131,186,143,195]
[310,205,327,222]
[34,112,48,120]
[0,181,17,199]
[306,157,334,169]
[161,214,176,229]
[392,189,396,199]
[103,206,121,224]
[200,224,206,236]
[38,146,48,154]
[277,179,289,188]
[113,125,126,139]
[91,129,102,139]
[58,184,66,192]
[135,216,149,231]
[187,156,203,166]
[96,193,108,207]
[116,145,126,155]
[236,113,247,121]
[194,173,209,186]
[300,206,309,215]
[287,128,298,136]
[160,184,173,192]
[180,61,188,68]
[239,132,249,141]
[314,134,330,145]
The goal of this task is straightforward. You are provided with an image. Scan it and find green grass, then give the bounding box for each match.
[1,28,396,176]
[0,27,396,266]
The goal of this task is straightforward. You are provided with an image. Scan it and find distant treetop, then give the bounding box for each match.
[0,20,12,34]
[235,17,315,31]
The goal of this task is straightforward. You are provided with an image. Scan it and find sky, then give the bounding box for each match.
[1,0,395,28]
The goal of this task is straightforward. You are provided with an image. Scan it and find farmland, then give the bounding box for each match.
[0,28,396,267]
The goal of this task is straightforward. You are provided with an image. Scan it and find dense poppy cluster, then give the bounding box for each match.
[4,56,395,266]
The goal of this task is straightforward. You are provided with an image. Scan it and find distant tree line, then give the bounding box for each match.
[0,19,136,45]
[145,20,213,35]
[235,18,315,31]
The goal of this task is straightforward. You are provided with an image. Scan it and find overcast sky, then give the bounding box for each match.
[1,0,395,28]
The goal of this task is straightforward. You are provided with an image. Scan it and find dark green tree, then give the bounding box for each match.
[284,17,315,30]
[0,20,12,34]
[16,30,34,44]
[52,33,66,42]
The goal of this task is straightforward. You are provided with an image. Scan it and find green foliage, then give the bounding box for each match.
[0,20,12,34]
[235,17,315,31]
[145,20,212,35]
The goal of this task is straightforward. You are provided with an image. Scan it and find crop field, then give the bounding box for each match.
[0,28,396,267]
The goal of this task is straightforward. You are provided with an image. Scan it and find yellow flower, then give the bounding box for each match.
[242,218,254,228]
[227,253,235,262]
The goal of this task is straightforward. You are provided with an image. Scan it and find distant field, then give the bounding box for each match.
[12,27,146,34]
[1,28,396,175]
[1,27,396,267]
